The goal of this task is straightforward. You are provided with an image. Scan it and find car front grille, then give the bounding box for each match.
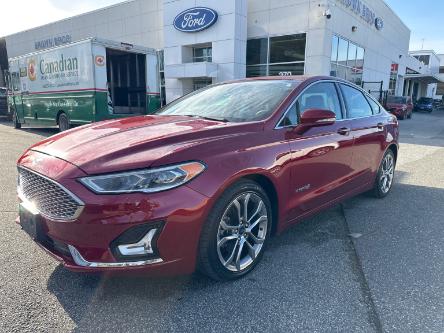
[18,167,84,221]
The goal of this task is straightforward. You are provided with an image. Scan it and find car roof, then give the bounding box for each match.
[221,75,352,87]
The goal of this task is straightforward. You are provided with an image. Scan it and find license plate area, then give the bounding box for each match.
[19,202,43,240]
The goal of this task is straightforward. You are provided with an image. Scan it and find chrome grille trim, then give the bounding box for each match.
[68,245,163,268]
[17,166,84,221]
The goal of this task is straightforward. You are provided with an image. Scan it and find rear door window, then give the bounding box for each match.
[340,84,373,118]
[366,96,381,114]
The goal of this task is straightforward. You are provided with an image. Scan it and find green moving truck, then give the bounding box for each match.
[8,38,160,131]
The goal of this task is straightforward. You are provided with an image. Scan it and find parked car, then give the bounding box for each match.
[414,97,434,113]
[385,95,413,120]
[0,87,9,119]
[16,76,399,280]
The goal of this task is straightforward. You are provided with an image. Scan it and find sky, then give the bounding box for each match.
[0,0,443,53]
[385,0,444,53]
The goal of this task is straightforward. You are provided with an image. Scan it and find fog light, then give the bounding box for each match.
[117,228,158,256]
[110,222,163,262]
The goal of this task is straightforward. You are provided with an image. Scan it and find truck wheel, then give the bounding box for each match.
[58,113,70,132]
[13,110,21,129]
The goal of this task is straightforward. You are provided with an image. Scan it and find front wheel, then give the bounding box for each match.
[198,180,272,281]
[58,112,70,132]
[373,150,395,198]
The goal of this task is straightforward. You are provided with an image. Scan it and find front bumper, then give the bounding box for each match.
[17,150,211,275]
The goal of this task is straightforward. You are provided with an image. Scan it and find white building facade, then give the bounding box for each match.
[1,0,435,103]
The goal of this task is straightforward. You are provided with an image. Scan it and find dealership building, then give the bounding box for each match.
[1,0,442,103]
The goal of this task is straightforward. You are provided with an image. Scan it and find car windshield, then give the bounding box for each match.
[387,96,407,104]
[156,80,299,122]
[418,97,433,103]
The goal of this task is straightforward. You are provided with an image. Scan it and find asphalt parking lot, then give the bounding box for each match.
[0,112,443,333]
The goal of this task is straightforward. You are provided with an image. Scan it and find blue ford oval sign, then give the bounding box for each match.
[375,17,384,31]
[174,7,218,32]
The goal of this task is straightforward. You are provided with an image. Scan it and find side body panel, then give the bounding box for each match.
[284,121,355,221]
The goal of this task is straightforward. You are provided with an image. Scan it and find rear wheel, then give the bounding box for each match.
[12,109,21,129]
[58,112,70,132]
[373,150,395,198]
[198,180,272,281]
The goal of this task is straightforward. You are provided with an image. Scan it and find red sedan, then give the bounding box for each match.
[385,95,413,120]
[17,76,399,280]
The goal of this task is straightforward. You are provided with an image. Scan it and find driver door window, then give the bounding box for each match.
[279,82,343,127]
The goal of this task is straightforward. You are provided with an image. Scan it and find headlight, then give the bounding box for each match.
[79,161,206,194]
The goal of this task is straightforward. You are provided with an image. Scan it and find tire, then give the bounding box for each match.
[58,112,70,132]
[373,149,395,198]
[12,109,21,129]
[198,180,272,281]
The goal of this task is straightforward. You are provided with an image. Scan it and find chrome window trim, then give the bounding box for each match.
[17,166,85,222]
[274,79,384,130]
[68,245,163,268]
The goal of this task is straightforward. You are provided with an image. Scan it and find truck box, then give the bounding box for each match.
[8,37,160,130]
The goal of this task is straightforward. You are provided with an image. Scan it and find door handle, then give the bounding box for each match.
[337,127,351,136]
[377,123,384,131]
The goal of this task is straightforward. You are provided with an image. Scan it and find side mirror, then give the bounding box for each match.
[299,109,336,126]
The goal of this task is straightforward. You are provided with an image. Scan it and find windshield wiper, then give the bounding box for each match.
[181,115,230,123]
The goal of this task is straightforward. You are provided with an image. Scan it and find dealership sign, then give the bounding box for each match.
[173,7,218,32]
[35,34,72,50]
[336,0,384,30]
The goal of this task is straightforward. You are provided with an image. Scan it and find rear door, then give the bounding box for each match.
[282,81,355,221]
[339,83,388,186]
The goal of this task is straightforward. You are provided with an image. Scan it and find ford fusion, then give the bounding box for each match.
[17,76,399,280]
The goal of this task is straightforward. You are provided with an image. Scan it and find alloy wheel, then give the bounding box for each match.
[216,192,269,272]
[380,153,395,194]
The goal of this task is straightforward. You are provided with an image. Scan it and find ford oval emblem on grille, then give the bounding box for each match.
[173,7,218,32]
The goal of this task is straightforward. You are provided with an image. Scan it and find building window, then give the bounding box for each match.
[413,55,430,66]
[193,78,212,91]
[193,47,212,62]
[246,34,306,77]
[158,50,166,106]
[330,35,365,86]
[406,67,419,75]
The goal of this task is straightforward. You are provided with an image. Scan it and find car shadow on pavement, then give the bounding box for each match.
[45,202,375,332]
[45,180,444,332]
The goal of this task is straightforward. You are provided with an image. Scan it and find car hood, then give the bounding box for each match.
[29,115,255,175]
